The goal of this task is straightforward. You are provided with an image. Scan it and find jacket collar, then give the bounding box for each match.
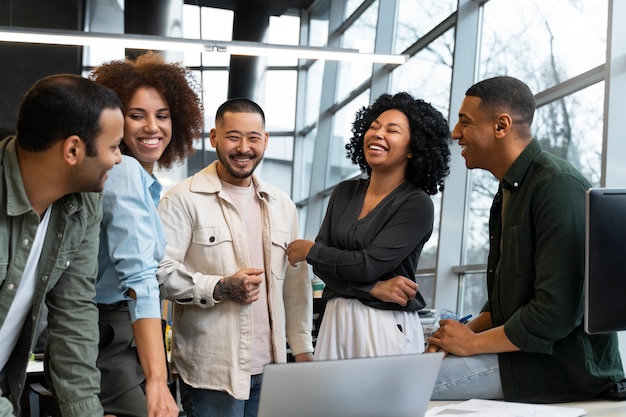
[190,160,276,201]
[501,139,542,192]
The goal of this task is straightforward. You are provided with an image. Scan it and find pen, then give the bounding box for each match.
[458,314,472,324]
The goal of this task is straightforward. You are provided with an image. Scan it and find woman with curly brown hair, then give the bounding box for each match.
[287,91,451,360]
[90,52,203,417]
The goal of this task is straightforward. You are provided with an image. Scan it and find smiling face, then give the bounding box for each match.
[122,86,172,173]
[210,111,268,186]
[363,109,412,174]
[451,95,501,175]
[78,107,124,192]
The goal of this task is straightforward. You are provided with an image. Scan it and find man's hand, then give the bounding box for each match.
[370,276,417,306]
[427,319,476,356]
[214,268,264,303]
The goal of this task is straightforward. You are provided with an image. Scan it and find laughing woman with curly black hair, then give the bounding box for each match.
[287,92,451,360]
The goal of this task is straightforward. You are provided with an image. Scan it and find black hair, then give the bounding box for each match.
[346,92,451,195]
[215,97,265,128]
[90,51,204,168]
[16,74,122,156]
[465,75,536,127]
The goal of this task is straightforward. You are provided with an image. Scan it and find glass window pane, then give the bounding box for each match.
[262,71,297,131]
[304,60,325,126]
[344,0,363,19]
[459,272,488,317]
[201,7,233,41]
[463,170,499,265]
[418,193,442,270]
[309,13,329,48]
[479,0,608,89]
[327,91,370,187]
[295,128,318,202]
[394,0,456,54]
[533,82,604,187]
[201,70,229,134]
[260,136,294,196]
[416,275,436,311]
[390,28,454,116]
[336,1,377,100]
[267,14,300,67]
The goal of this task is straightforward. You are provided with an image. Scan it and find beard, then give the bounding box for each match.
[216,148,263,180]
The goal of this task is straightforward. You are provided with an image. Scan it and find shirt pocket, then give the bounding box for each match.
[270,230,291,281]
[192,226,233,247]
[191,226,235,273]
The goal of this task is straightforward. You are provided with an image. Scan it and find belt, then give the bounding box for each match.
[97,300,128,309]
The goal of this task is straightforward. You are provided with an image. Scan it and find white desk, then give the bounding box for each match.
[427,399,626,417]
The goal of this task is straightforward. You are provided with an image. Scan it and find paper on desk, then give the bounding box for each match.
[425,399,586,417]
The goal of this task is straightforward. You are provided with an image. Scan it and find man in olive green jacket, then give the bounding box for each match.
[0,74,123,416]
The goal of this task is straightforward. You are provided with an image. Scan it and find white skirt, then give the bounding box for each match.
[314,297,425,360]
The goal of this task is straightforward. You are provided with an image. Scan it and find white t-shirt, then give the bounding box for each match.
[221,180,273,374]
[0,207,51,372]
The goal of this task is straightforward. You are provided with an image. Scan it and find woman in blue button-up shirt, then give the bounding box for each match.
[90,51,203,417]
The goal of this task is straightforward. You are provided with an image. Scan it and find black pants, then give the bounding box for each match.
[97,303,148,417]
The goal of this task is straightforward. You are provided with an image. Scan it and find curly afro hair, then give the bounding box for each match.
[346,92,451,195]
[90,51,204,169]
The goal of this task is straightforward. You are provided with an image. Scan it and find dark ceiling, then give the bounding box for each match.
[183,0,317,17]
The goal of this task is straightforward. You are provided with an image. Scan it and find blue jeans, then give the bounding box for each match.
[180,374,263,417]
[431,353,504,400]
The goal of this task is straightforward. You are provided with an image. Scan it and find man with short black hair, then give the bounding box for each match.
[0,74,123,416]
[427,75,624,403]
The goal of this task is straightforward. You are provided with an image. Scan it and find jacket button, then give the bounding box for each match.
[200,299,207,304]
[209,236,215,242]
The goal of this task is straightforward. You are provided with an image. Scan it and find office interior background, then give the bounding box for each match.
[1,0,624,353]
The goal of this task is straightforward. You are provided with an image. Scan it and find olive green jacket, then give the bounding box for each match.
[0,137,103,416]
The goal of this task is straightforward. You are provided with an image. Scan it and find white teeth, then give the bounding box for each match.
[369,145,385,151]
[141,138,159,145]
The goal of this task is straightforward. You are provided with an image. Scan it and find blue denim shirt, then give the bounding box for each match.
[96,155,165,323]
[0,137,103,416]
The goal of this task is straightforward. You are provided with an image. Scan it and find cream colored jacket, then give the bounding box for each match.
[157,161,313,399]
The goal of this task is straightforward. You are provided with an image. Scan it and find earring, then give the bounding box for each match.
[407,152,413,158]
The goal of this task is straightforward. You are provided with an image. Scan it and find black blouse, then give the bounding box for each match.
[306,178,433,311]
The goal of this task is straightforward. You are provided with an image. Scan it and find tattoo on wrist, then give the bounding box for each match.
[221,276,250,303]
[214,280,224,301]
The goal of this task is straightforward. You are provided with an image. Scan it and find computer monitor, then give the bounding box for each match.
[584,188,626,334]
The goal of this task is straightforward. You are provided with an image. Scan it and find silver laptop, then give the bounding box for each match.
[258,352,443,417]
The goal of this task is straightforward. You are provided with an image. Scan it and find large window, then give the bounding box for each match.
[458,0,610,316]
[81,0,619,318]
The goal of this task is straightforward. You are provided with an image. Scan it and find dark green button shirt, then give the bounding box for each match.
[485,139,624,403]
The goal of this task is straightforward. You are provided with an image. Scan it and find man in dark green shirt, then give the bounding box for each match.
[427,76,624,403]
